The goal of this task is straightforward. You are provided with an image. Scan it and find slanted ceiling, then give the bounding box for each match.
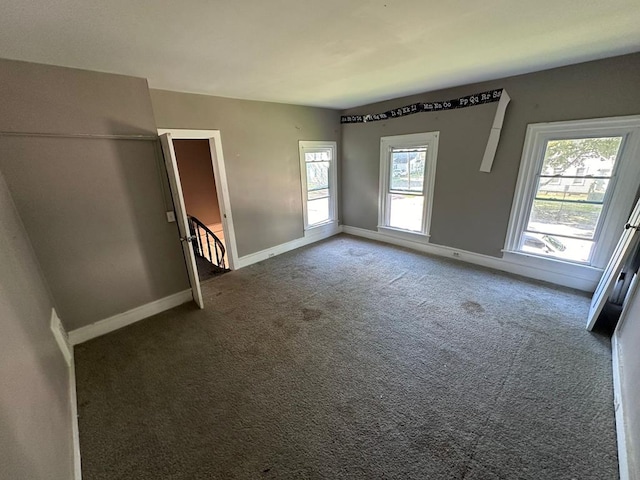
[0,0,639,108]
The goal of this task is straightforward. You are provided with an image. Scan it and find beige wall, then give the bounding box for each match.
[340,53,640,257]
[174,139,221,225]
[0,58,189,331]
[150,90,341,257]
[0,169,74,479]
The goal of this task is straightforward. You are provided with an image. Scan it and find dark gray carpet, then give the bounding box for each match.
[75,234,618,479]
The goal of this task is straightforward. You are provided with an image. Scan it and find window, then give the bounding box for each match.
[572,167,586,185]
[378,132,439,240]
[299,141,337,230]
[505,116,640,267]
[548,167,563,185]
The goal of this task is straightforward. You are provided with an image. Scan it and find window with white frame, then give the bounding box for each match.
[505,116,640,267]
[378,132,439,239]
[299,141,337,230]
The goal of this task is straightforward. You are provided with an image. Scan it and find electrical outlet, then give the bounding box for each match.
[452,251,461,258]
[166,211,176,223]
[268,253,275,258]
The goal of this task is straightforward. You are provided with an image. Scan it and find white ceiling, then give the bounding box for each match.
[1,0,639,109]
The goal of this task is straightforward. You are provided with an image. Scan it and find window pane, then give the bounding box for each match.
[536,177,610,203]
[306,161,329,192]
[541,137,622,177]
[520,232,593,263]
[528,198,604,239]
[305,150,330,162]
[388,194,424,232]
[308,188,329,201]
[390,148,426,192]
[307,198,329,226]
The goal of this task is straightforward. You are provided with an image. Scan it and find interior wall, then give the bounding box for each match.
[0,58,189,331]
[0,169,74,479]
[341,53,640,257]
[173,139,221,225]
[150,90,341,257]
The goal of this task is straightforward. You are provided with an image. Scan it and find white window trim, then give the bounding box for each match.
[504,115,640,269]
[299,141,338,232]
[377,132,439,240]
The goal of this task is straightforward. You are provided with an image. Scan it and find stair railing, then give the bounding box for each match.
[187,215,227,269]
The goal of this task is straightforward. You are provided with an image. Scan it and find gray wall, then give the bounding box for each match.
[0,59,189,331]
[174,139,221,225]
[0,169,74,479]
[616,285,640,477]
[150,90,341,257]
[341,53,640,257]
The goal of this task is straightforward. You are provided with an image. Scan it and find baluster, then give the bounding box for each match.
[207,232,212,263]
[218,240,225,268]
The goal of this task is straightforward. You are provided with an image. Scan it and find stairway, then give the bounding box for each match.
[187,215,230,281]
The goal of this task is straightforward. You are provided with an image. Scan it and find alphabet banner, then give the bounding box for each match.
[340,88,504,124]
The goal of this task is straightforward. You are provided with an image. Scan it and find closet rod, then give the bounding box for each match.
[0,131,159,141]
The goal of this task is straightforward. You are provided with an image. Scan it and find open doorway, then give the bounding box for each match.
[159,129,238,291]
[173,139,228,281]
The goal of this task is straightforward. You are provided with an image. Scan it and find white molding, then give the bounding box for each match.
[157,128,239,271]
[236,224,342,269]
[69,359,82,480]
[342,225,601,291]
[305,221,339,237]
[50,308,72,367]
[377,225,430,243]
[68,289,192,345]
[612,333,631,480]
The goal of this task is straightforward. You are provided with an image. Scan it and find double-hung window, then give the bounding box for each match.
[378,132,439,240]
[505,116,640,268]
[299,141,337,231]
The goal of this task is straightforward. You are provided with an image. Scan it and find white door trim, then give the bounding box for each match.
[157,129,238,270]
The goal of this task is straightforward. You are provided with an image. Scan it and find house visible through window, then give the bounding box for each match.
[298,141,337,230]
[572,167,586,185]
[505,116,640,267]
[378,132,439,239]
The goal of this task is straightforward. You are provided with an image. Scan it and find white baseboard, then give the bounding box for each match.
[342,225,600,292]
[236,224,342,269]
[69,359,82,480]
[68,289,193,345]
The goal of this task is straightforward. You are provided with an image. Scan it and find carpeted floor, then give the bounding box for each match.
[75,234,618,479]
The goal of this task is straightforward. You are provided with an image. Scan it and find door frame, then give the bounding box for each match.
[158,128,239,270]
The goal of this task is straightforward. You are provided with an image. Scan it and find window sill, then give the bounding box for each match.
[304,221,338,237]
[377,226,430,243]
[502,250,603,277]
